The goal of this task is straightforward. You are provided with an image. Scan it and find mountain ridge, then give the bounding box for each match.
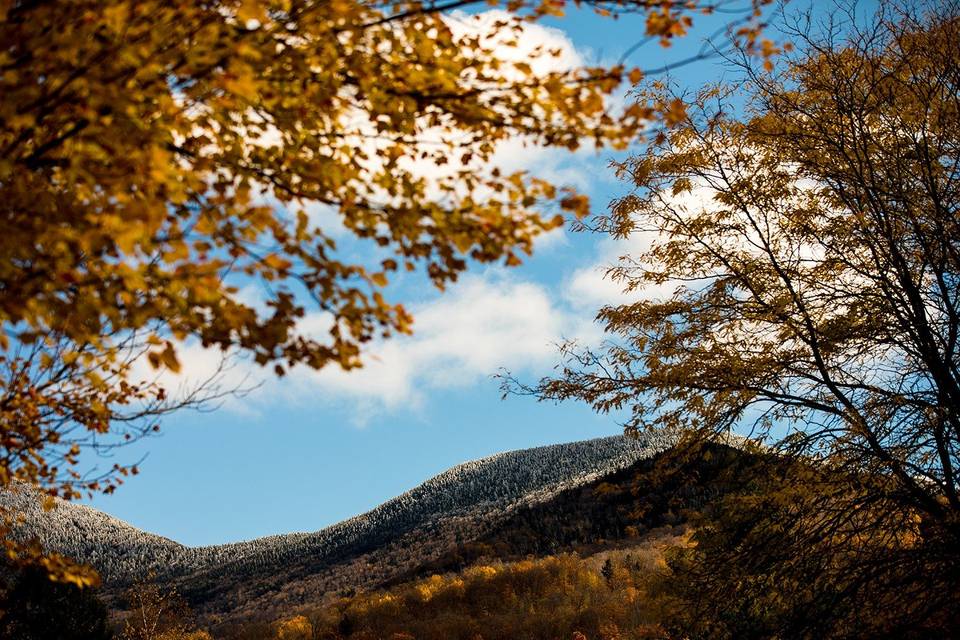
[3,432,678,618]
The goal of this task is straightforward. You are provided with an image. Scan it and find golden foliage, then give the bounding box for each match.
[275,615,312,640]
[159,633,213,640]
[0,0,648,392]
[0,518,100,587]
[290,551,678,639]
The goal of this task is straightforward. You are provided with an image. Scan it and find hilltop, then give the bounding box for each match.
[4,433,679,621]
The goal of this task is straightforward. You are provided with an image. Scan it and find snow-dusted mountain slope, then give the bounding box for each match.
[1,489,187,573]
[2,433,676,615]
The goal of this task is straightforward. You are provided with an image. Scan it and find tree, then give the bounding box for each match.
[655,451,960,638]
[119,575,211,640]
[601,557,614,584]
[0,565,112,640]
[514,0,960,634]
[0,0,778,582]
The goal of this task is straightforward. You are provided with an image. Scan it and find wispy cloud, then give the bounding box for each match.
[281,272,591,424]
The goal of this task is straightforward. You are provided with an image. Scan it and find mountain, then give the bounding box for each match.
[249,441,765,640]
[2,432,680,621]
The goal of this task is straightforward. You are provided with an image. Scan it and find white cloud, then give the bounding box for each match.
[392,10,599,204]
[564,229,670,309]
[128,341,260,417]
[532,224,569,251]
[151,270,599,425]
[282,273,586,423]
[564,175,727,309]
[445,9,584,79]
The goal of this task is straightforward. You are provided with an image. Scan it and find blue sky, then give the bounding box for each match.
[82,2,800,546]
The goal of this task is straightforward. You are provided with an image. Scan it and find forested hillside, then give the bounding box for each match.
[3,434,676,619]
[237,550,679,640]
[5,438,951,639]
[215,441,767,639]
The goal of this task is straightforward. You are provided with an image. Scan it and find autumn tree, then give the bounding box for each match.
[654,450,960,638]
[512,0,960,634]
[119,575,211,640]
[0,0,779,582]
